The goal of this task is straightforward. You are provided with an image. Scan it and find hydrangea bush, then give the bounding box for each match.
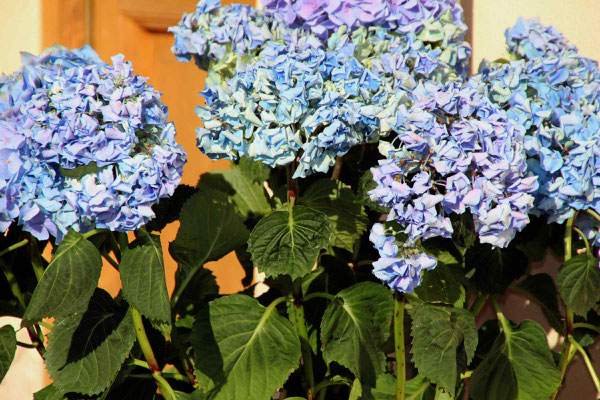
[2,1,600,400]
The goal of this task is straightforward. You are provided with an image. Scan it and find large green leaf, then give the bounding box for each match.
[170,192,249,306]
[300,179,368,251]
[514,273,563,332]
[411,304,477,395]
[557,254,600,316]
[120,231,170,323]
[23,230,102,325]
[320,282,393,388]
[45,289,136,395]
[197,165,271,219]
[0,324,16,384]
[34,384,65,400]
[470,319,561,400]
[372,374,434,400]
[59,162,109,179]
[191,295,301,400]
[414,263,464,305]
[465,243,527,294]
[248,205,332,279]
[238,157,270,183]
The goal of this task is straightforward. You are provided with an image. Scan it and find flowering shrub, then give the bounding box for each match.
[2,2,600,400]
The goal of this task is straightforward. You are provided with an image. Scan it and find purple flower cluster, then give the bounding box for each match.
[196,41,387,178]
[0,45,186,241]
[263,0,467,41]
[369,223,436,292]
[471,19,600,223]
[169,0,321,85]
[370,81,537,248]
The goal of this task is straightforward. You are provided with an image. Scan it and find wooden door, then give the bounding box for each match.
[42,0,255,295]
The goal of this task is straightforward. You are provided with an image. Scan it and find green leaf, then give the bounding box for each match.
[465,243,527,294]
[320,282,393,388]
[120,231,170,323]
[557,254,600,316]
[59,162,109,179]
[300,179,368,251]
[170,192,249,306]
[414,263,464,305]
[514,274,563,332]
[197,165,272,219]
[238,157,270,183]
[45,289,136,395]
[248,205,332,279]
[191,295,301,400]
[411,304,477,395]
[23,230,102,325]
[470,319,561,400]
[372,374,434,400]
[0,324,16,384]
[34,384,65,400]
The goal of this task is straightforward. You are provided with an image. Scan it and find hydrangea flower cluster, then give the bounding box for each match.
[169,0,321,85]
[470,18,600,224]
[369,223,436,292]
[327,24,471,85]
[369,81,538,250]
[196,41,387,178]
[262,0,467,41]
[0,45,186,241]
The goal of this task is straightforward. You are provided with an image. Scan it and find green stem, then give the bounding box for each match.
[469,294,488,316]
[0,238,29,258]
[490,296,510,334]
[16,340,39,349]
[573,322,600,335]
[108,232,122,262]
[101,251,120,270]
[433,385,443,400]
[314,375,353,395]
[460,370,473,379]
[585,209,600,224]
[303,292,335,302]
[129,358,150,369]
[292,280,316,400]
[82,229,104,240]
[130,307,178,400]
[0,258,26,311]
[38,321,53,330]
[28,238,45,282]
[551,216,577,400]
[572,226,591,255]
[569,335,600,393]
[394,291,406,400]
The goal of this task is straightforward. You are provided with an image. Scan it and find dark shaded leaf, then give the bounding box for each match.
[23,230,102,325]
[0,324,16,384]
[466,244,527,295]
[320,282,393,388]
[45,289,136,395]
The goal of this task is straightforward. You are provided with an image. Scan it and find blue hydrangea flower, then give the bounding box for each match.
[370,81,537,248]
[369,223,437,292]
[196,41,388,178]
[470,19,600,224]
[263,0,468,42]
[0,45,186,241]
[169,0,322,85]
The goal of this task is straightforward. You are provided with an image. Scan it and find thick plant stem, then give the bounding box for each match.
[0,258,26,311]
[469,294,488,316]
[331,156,343,180]
[394,291,406,400]
[569,335,600,393]
[292,279,316,400]
[551,216,576,400]
[130,307,178,400]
